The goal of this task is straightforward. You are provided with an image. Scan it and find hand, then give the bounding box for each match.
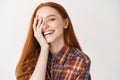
[33,16,49,49]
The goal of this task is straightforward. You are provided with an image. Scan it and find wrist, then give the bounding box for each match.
[41,45,49,49]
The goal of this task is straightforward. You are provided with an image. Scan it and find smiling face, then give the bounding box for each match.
[36,6,68,43]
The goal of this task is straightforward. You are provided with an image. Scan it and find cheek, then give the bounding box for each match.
[55,22,65,34]
[48,20,64,31]
[56,26,64,36]
[55,21,64,29]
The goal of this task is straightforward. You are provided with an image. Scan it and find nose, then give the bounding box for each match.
[42,22,49,30]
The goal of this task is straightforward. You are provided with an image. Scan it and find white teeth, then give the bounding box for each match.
[44,31,54,35]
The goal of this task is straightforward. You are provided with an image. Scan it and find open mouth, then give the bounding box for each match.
[43,30,55,36]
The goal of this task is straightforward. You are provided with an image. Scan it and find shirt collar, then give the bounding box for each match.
[48,44,70,64]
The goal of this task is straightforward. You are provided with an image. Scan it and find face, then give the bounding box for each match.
[36,6,68,43]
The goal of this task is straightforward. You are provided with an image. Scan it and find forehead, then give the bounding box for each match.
[36,6,61,18]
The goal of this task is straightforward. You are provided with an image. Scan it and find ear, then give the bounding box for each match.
[64,18,69,29]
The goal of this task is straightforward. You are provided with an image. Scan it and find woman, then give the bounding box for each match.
[16,2,91,80]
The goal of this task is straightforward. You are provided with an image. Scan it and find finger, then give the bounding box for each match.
[40,22,45,32]
[33,17,37,32]
[37,17,42,30]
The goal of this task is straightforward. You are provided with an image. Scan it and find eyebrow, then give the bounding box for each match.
[46,14,56,18]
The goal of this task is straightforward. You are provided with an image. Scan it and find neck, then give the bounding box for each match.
[49,38,65,57]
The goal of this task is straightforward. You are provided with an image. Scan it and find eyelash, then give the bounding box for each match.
[49,18,55,21]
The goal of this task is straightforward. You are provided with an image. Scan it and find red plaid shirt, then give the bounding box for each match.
[46,44,91,80]
[17,44,91,80]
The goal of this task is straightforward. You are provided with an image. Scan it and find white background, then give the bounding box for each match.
[0,0,120,80]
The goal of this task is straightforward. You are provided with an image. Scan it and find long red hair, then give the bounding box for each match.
[16,2,82,79]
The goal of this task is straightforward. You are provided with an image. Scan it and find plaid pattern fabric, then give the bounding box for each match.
[46,44,91,80]
[17,44,91,80]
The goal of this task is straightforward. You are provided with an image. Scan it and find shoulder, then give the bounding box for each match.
[70,47,91,64]
[66,47,91,71]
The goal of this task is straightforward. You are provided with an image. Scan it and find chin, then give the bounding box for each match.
[46,38,55,43]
